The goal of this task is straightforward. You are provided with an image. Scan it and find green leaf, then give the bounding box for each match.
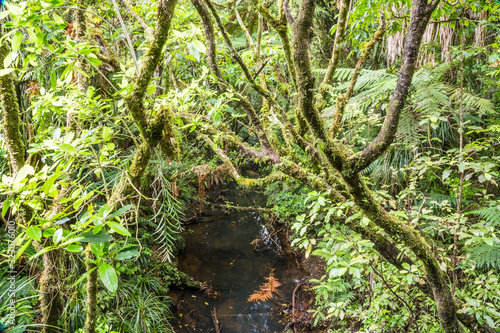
[102,126,112,141]
[52,13,65,25]
[79,230,113,243]
[42,170,61,195]
[3,51,14,69]
[50,71,57,90]
[485,315,495,328]
[73,198,84,210]
[66,244,83,252]
[14,164,35,185]
[59,143,78,154]
[187,42,200,62]
[15,239,32,261]
[71,267,97,287]
[12,30,23,52]
[90,243,105,257]
[32,245,56,260]
[99,263,118,293]
[115,249,140,260]
[107,204,133,220]
[6,3,23,15]
[61,62,75,80]
[43,228,56,238]
[26,226,42,242]
[2,197,13,217]
[106,222,131,237]
[211,111,221,125]
[52,229,63,245]
[87,56,102,67]
[442,169,452,180]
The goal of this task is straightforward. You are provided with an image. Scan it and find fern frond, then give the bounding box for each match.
[469,243,500,270]
[450,90,495,115]
[468,206,500,225]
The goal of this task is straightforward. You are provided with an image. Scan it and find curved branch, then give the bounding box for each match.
[347,0,441,175]
[117,0,155,36]
[190,0,222,79]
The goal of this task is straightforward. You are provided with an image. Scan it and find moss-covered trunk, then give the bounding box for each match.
[84,247,98,333]
[0,36,25,173]
[39,246,63,333]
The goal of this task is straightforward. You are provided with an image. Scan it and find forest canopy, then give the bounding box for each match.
[0,0,500,332]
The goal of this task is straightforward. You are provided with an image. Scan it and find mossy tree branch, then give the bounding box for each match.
[72,0,92,100]
[250,0,297,89]
[1,31,65,333]
[190,0,222,79]
[193,2,279,161]
[329,14,386,139]
[125,0,177,138]
[83,246,98,333]
[316,0,351,110]
[291,0,347,171]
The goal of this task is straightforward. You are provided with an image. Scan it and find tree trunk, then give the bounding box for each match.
[84,247,98,333]
[0,36,25,173]
[39,246,63,333]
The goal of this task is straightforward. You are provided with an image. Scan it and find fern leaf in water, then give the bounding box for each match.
[248,271,281,302]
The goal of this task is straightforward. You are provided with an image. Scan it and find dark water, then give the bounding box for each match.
[171,192,303,332]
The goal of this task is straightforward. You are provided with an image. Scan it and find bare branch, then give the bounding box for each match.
[117,0,155,36]
[199,133,241,180]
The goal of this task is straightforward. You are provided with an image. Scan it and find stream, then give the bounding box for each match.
[170,189,305,332]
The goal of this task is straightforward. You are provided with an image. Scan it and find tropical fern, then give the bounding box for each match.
[150,151,184,262]
[469,243,500,271]
[319,61,494,191]
[468,206,500,225]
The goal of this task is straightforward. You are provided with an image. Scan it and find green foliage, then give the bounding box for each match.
[265,180,309,218]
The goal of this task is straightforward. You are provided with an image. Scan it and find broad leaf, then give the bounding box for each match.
[26,226,42,242]
[99,263,118,293]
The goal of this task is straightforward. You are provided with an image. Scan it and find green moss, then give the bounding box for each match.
[0,38,26,172]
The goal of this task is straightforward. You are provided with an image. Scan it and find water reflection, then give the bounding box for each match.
[172,208,302,332]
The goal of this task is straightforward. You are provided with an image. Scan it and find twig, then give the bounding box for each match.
[211,307,222,333]
[209,202,273,213]
[291,281,304,333]
[111,0,139,73]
